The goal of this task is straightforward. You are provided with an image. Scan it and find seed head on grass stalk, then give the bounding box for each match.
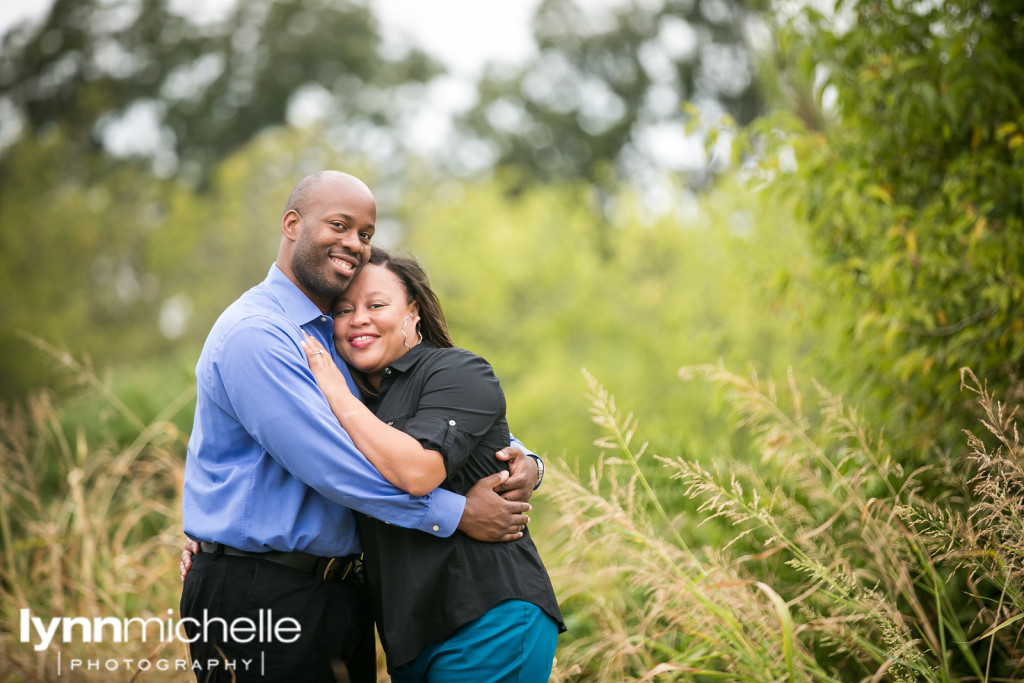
[546,361,1024,679]
[677,364,998,679]
[544,459,814,681]
[543,370,835,681]
[895,369,1024,677]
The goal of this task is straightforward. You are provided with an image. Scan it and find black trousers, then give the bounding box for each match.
[180,552,376,682]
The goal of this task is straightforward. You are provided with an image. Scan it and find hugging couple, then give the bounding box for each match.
[178,171,563,682]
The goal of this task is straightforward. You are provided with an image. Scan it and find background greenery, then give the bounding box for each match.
[1,0,1022,680]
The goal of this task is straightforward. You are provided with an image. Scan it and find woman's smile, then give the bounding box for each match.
[347,333,379,349]
[333,263,420,387]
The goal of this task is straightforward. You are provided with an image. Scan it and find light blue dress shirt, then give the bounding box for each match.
[182,264,467,556]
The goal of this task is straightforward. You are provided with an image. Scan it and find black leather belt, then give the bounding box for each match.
[199,542,361,582]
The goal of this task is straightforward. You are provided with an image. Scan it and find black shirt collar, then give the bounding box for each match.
[387,341,435,375]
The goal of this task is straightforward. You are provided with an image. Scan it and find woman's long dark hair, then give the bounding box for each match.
[367,247,454,348]
[345,247,454,397]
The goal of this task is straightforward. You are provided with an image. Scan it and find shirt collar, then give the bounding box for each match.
[388,341,435,374]
[266,263,328,326]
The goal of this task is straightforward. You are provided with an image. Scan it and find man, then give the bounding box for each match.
[180,171,541,682]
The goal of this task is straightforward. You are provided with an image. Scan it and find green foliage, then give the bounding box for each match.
[0,132,180,398]
[396,173,836,475]
[772,0,1024,456]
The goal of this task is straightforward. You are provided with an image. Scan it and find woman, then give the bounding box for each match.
[300,248,563,682]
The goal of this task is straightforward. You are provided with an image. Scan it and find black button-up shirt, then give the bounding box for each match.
[357,342,564,669]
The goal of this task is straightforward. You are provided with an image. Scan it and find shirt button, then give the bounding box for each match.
[320,316,328,322]
[384,368,392,375]
[449,420,456,426]
[387,420,393,425]
[432,525,440,532]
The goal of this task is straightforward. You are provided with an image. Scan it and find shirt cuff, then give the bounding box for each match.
[419,487,466,538]
[509,434,534,458]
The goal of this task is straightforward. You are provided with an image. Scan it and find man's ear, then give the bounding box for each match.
[282,209,302,241]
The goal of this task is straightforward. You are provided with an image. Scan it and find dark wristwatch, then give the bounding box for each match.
[532,455,545,490]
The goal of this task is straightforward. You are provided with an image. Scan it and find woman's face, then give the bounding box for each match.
[333,263,419,387]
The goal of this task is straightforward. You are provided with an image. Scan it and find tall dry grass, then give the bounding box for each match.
[5,340,1022,681]
[0,340,193,682]
[543,366,1024,681]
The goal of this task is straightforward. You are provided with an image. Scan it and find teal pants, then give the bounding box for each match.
[389,600,559,683]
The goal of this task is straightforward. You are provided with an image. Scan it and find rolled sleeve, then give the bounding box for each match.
[403,350,506,475]
[402,415,477,478]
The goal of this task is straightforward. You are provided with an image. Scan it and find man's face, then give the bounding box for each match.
[290,178,376,307]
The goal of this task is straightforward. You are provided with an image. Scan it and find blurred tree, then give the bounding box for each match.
[774,0,1024,456]
[0,123,370,401]
[396,172,832,474]
[0,0,442,183]
[455,0,769,192]
[0,130,178,398]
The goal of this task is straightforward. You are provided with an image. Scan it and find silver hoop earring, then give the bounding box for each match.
[401,314,422,349]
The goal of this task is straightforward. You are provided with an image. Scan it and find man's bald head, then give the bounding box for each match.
[284,171,375,217]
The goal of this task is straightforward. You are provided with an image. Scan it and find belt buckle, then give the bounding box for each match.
[322,557,354,582]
